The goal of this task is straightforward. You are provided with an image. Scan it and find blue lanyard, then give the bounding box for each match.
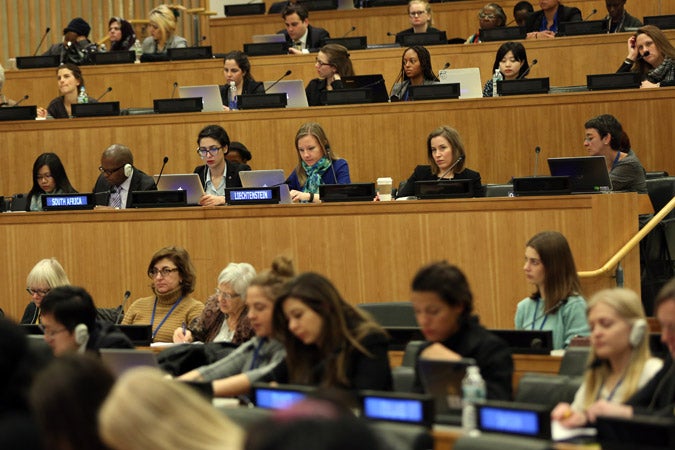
[150,296,184,339]
[249,338,267,370]
[596,375,626,401]
[531,298,549,331]
[611,151,622,170]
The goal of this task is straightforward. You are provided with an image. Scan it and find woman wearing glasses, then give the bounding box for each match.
[173,262,256,344]
[21,258,71,324]
[466,3,507,44]
[396,0,441,37]
[122,246,204,343]
[305,44,353,107]
[25,152,77,211]
[193,124,251,206]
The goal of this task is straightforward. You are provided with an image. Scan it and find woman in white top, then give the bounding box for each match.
[551,288,663,427]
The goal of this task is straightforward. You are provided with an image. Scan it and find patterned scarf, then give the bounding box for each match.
[302,157,332,193]
[647,57,675,84]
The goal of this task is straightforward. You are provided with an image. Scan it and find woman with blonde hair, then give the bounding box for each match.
[285,122,350,203]
[396,0,442,36]
[99,367,243,450]
[141,4,188,54]
[551,288,663,427]
[21,258,70,324]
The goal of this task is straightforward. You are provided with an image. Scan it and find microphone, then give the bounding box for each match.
[115,290,132,324]
[264,70,292,93]
[387,32,396,37]
[584,9,597,21]
[533,146,541,177]
[437,155,465,179]
[442,62,450,70]
[12,95,29,107]
[33,27,51,56]
[517,59,538,79]
[156,156,169,187]
[171,82,179,99]
[95,87,113,102]
[520,297,568,330]
[324,144,339,183]
[530,338,544,349]
[341,26,356,38]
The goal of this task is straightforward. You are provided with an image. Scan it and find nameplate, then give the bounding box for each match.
[225,186,281,205]
[41,193,96,211]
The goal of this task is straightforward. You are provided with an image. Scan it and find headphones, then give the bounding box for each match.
[629,318,647,348]
[74,323,90,347]
[124,163,133,178]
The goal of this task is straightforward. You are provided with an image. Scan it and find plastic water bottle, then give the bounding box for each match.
[77,86,88,104]
[133,39,142,63]
[462,365,486,434]
[492,69,503,97]
[228,81,238,110]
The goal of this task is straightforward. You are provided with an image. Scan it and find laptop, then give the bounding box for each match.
[155,174,205,205]
[547,156,612,193]
[438,68,483,99]
[178,85,224,112]
[262,80,309,108]
[240,169,291,204]
[99,348,160,377]
[417,357,476,424]
[338,74,389,103]
[252,34,287,44]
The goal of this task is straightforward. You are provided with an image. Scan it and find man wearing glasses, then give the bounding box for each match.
[92,144,157,209]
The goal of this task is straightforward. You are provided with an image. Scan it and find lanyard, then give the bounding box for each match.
[611,151,622,170]
[150,296,184,339]
[531,298,549,331]
[597,374,626,401]
[249,338,267,370]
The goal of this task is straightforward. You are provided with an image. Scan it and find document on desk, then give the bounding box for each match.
[551,420,596,441]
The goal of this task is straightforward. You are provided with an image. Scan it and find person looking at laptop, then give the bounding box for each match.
[193,124,250,206]
[583,114,647,193]
[219,51,264,109]
[305,44,353,106]
[482,41,530,97]
[92,144,157,209]
[396,0,442,37]
[278,4,330,54]
[25,152,78,211]
[40,285,133,356]
[409,261,513,400]
[551,288,663,428]
[397,126,482,198]
[515,231,590,349]
[390,45,439,102]
[286,122,350,203]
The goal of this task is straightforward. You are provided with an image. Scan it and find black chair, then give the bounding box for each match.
[558,347,590,377]
[370,422,434,450]
[358,302,416,327]
[454,433,550,450]
[515,372,581,408]
[392,340,425,392]
[645,171,669,180]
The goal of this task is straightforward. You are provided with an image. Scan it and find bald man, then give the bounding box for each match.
[92,144,156,209]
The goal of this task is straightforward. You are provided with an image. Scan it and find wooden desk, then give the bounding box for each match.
[0,194,640,327]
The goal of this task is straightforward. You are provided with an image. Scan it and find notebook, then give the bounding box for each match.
[438,68,483,99]
[547,156,612,193]
[239,169,291,204]
[252,34,287,44]
[417,357,476,424]
[154,174,205,205]
[99,349,159,377]
[178,85,224,112]
[262,80,309,108]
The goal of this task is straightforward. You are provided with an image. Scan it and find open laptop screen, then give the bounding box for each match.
[547,156,612,193]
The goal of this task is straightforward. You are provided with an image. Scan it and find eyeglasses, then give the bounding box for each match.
[197,146,222,157]
[215,288,241,300]
[38,324,69,338]
[27,287,50,297]
[37,174,53,181]
[109,26,121,31]
[148,267,180,278]
[478,13,498,20]
[409,11,426,17]
[99,165,124,176]
[315,59,332,67]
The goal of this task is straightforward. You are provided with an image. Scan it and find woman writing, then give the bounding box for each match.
[173,262,256,344]
[390,45,438,101]
[286,122,350,203]
[122,246,204,343]
[270,272,393,390]
[551,288,663,427]
[466,3,507,44]
[482,41,530,97]
[37,63,96,119]
[617,25,675,88]
[219,51,264,108]
[141,4,187,54]
[107,17,136,51]
[396,0,442,36]
[397,126,482,198]
[21,258,70,324]
[515,231,590,349]
[305,44,354,106]
[25,153,77,211]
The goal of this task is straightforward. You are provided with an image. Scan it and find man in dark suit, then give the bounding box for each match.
[92,144,156,209]
[525,0,581,38]
[277,4,330,54]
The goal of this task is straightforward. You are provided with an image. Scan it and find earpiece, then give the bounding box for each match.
[629,318,647,348]
[124,163,133,178]
[74,323,89,346]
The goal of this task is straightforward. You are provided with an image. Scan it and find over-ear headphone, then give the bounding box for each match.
[124,164,133,178]
[629,318,647,348]
[74,323,89,346]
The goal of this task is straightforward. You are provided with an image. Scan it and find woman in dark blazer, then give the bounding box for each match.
[525,0,581,38]
[398,125,482,198]
[305,44,354,106]
[218,51,264,108]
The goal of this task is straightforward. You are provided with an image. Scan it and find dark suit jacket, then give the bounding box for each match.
[92,168,157,208]
[20,302,39,324]
[305,78,345,106]
[278,25,330,51]
[193,161,251,190]
[525,4,582,32]
[397,165,483,197]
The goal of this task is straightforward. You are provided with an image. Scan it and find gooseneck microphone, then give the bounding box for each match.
[115,290,132,324]
[156,156,169,187]
[95,87,113,102]
[12,95,29,107]
[171,82,179,99]
[437,155,465,179]
[33,27,51,56]
[342,26,357,38]
[264,70,292,93]
[518,59,538,79]
[324,144,339,183]
[442,62,451,70]
[533,146,541,177]
[386,32,396,37]
[584,9,597,21]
